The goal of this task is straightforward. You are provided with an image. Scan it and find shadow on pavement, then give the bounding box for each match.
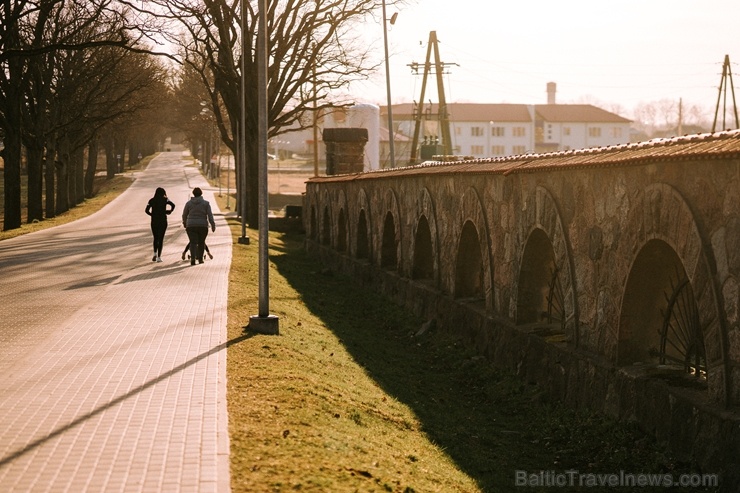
[0,333,256,469]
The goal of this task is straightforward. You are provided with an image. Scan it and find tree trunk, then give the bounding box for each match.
[1,131,22,231]
[26,146,45,223]
[56,139,70,215]
[45,140,56,219]
[105,138,117,179]
[74,147,85,205]
[85,139,99,198]
[2,20,23,231]
[244,136,258,228]
[55,159,68,215]
[67,151,77,208]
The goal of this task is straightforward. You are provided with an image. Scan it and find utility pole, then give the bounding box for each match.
[382,0,397,168]
[712,54,740,132]
[408,31,458,165]
[249,0,279,335]
[313,55,319,177]
[238,0,249,245]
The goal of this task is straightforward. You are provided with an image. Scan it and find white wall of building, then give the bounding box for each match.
[344,104,380,170]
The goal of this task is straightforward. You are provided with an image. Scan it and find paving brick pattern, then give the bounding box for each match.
[0,153,231,492]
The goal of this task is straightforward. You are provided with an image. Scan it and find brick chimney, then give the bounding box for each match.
[547,82,556,104]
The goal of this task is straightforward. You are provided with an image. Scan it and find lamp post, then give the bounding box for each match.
[238,0,249,245]
[217,151,222,196]
[226,152,232,208]
[249,0,279,335]
[313,50,319,177]
[382,0,397,168]
[312,112,319,176]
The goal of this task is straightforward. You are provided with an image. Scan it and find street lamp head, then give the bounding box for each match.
[389,12,398,25]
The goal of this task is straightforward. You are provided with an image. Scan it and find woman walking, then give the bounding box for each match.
[145,187,176,262]
[182,187,215,265]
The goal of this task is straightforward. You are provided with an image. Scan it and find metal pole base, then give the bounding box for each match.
[248,314,279,335]
[237,236,250,245]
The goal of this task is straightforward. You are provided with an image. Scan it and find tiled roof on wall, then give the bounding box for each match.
[308,130,740,183]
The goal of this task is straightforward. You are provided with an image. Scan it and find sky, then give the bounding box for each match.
[350,0,740,122]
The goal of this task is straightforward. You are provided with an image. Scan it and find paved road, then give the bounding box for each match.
[0,152,231,492]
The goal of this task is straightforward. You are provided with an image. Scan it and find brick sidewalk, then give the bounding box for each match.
[0,153,231,492]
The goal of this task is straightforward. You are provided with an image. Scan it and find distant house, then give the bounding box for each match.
[382,102,632,162]
[274,100,632,173]
[379,125,411,169]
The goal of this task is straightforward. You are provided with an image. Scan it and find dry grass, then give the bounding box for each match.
[0,155,151,241]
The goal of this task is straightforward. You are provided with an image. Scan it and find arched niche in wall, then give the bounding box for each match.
[452,187,493,312]
[413,215,434,281]
[310,205,317,241]
[619,240,706,378]
[304,186,320,241]
[516,228,564,330]
[336,189,348,252]
[455,220,484,299]
[320,188,332,247]
[616,183,728,404]
[356,210,370,260]
[321,206,331,245]
[354,188,371,261]
[411,188,439,284]
[380,189,401,271]
[337,208,347,252]
[514,186,578,343]
[381,212,398,269]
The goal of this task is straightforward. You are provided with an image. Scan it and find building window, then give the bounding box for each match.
[455,127,461,135]
[491,126,505,137]
[471,145,484,155]
[492,145,505,155]
[563,127,571,136]
[513,127,526,137]
[611,127,623,138]
[471,126,484,137]
[512,145,527,154]
[589,127,602,137]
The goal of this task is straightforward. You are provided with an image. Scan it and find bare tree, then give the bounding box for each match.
[0,0,172,229]
[159,0,385,226]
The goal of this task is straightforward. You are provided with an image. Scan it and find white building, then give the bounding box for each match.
[273,98,632,172]
[382,102,632,163]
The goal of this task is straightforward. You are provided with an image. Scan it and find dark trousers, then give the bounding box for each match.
[186,226,209,261]
[151,221,167,256]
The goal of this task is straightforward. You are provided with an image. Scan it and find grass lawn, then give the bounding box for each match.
[0,156,150,241]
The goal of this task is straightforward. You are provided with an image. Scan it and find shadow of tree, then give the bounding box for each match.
[0,333,255,468]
